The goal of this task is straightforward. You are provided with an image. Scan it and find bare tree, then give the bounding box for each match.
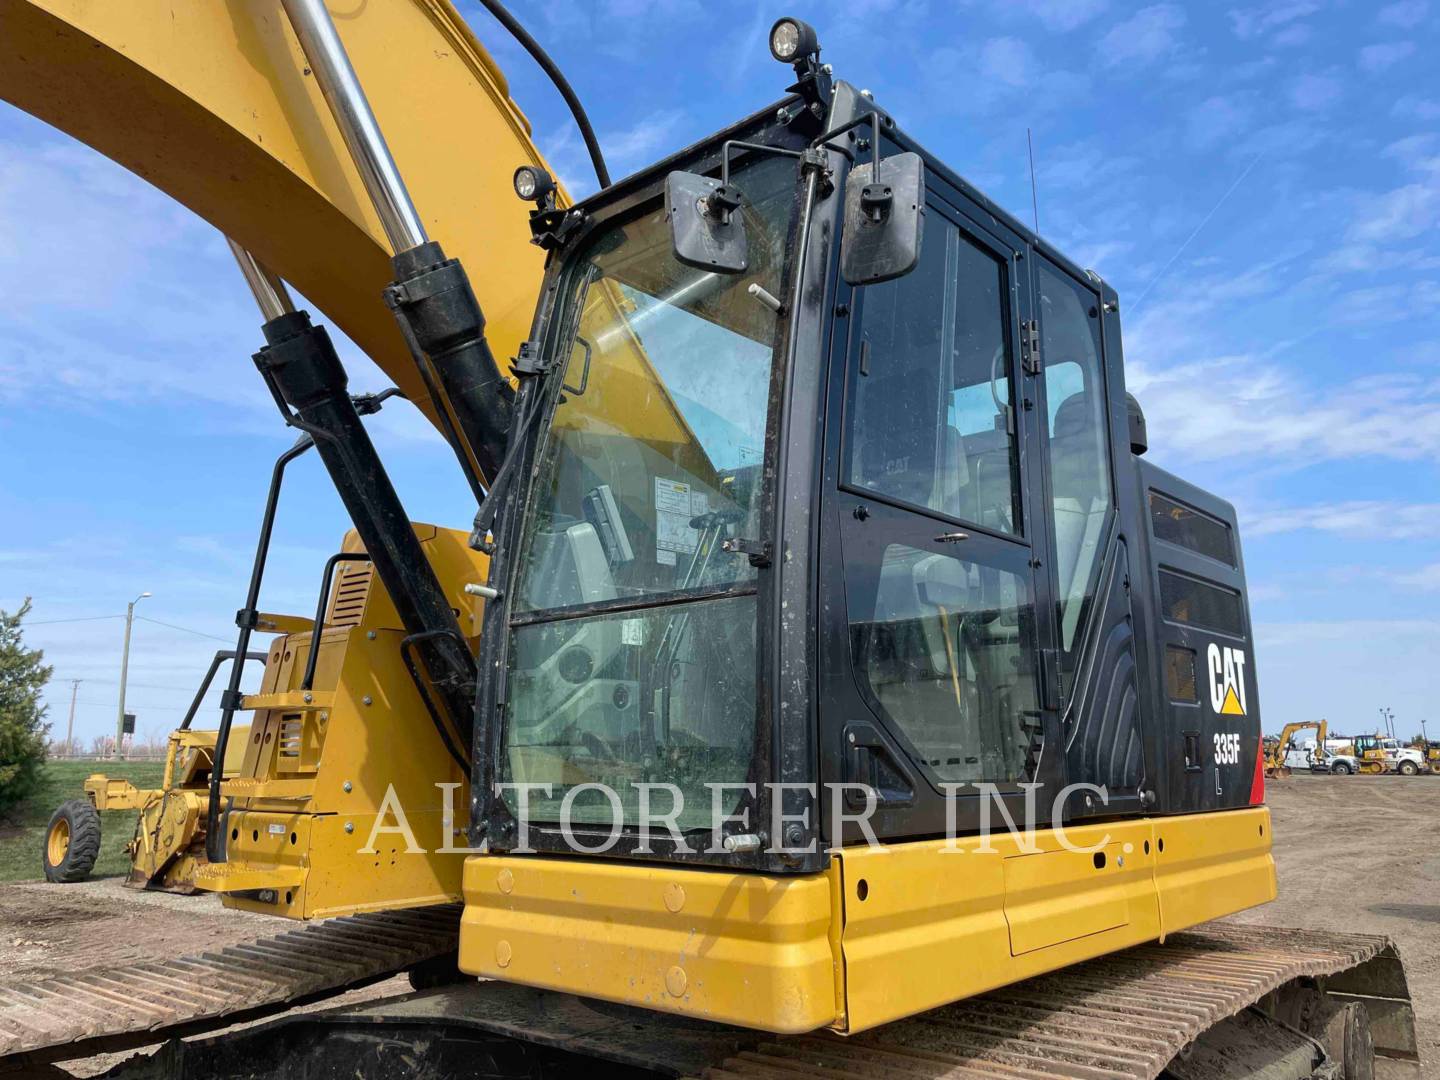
[136,725,169,760]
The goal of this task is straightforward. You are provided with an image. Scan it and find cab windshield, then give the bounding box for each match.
[502,151,799,832]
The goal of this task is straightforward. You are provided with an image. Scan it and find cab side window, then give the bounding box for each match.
[844,218,1022,535]
[1036,262,1112,657]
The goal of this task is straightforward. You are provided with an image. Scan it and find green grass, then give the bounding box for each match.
[0,759,165,883]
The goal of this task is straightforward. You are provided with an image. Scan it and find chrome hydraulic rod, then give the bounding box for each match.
[226,239,295,321]
[275,0,515,493]
[277,0,428,255]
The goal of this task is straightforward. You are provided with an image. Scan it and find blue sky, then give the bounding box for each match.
[2,0,1438,747]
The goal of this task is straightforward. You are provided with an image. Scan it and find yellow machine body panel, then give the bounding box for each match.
[127,789,209,893]
[460,808,1277,1035]
[462,855,838,1033]
[0,0,552,440]
[194,523,488,919]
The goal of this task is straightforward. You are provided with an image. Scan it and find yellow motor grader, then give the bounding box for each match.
[43,710,251,890]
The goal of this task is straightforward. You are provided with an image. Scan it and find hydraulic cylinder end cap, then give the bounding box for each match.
[391,239,449,279]
[260,308,317,348]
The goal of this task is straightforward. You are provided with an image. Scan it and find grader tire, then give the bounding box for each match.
[43,799,101,883]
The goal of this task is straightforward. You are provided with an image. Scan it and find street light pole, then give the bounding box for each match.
[65,679,81,757]
[114,591,151,759]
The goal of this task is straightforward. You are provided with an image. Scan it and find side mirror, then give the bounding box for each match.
[666,171,748,274]
[840,151,924,286]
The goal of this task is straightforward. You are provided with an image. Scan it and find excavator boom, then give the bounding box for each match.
[0,0,550,434]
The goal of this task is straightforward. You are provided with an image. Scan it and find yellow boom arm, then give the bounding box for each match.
[0,0,553,433]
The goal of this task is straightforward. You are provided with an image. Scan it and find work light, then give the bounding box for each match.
[769,18,818,63]
[513,165,554,203]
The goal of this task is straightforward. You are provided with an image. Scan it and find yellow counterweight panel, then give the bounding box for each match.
[1150,802,1278,932]
[0,0,552,449]
[833,809,1274,1032]
[460,854,839,1034]
[459,808,1276,1036]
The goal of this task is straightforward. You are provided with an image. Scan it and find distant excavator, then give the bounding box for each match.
[1263,719,1330,778]
[5,2,1421,1076]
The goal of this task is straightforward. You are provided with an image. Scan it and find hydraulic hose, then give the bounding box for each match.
[476,0,611,189]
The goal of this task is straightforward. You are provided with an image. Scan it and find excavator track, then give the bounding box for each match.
[704,925,1415,1079]
[35,922,1414,1079]
[0,903,461,1069]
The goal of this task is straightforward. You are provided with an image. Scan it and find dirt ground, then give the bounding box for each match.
[1228,772,1440,1075]
[0,880,274,986]
[0,773,1435,1076]
[0,880,412,1078]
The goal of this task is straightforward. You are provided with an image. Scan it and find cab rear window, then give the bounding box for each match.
[1149,491,1235,567]
[1159,569,1245,638]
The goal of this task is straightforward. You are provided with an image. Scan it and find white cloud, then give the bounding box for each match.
[1358,42,1416,73]
[1378,0,1430,28]
[924,42,1089,116]
[1346,180,1440,245]
[1256,618,1440,648]
[1329,280,1440,323]
[601,109,686,175]
[1228,1,1321,40]
[1392,95,1440,121]
[978,37,1037,89]
[1288,72,1343,111]
[1186,95,1251,150]
[1270,23,1313,46]
[1065,240,1132,276]
[1130,353,1440,466]
[1098,4,1186,68]
[542,109,687,195]
[1313,242,1440,276]
[0,139,292,416]
[1383,133,1440,165]
[1391,563,1440,590]
[1126,255,1440,468]
[1245,502,1440,540]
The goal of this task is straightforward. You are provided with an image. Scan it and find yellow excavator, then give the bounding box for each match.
[3,2,1420,1076]
[1263,720,1328,779]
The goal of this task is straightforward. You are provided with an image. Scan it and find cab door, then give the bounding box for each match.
[818,187,1064,844]
[1028,255,1147,813]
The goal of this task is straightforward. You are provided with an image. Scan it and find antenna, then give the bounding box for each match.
[1027,128,1040,235]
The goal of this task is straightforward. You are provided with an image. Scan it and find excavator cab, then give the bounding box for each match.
[460,20,1274,1031]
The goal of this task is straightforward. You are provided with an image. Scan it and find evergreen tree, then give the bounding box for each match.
[0,598,52,816]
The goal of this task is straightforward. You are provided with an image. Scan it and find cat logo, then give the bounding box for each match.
[1207,643,1248,716]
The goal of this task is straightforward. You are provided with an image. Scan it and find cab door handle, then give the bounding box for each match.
[935,531,970,543]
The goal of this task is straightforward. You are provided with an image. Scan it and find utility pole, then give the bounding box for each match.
[114,591,152,759]
[65,679,81,757]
